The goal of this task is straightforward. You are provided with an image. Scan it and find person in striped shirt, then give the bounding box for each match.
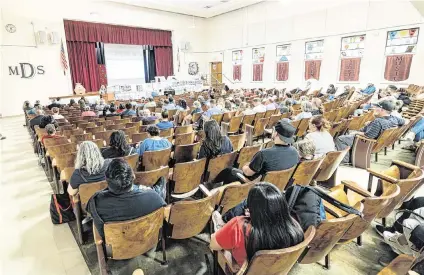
[335,100,405,163]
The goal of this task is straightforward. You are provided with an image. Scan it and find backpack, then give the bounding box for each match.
[50,193,75,224]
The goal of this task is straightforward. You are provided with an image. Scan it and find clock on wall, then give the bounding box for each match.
[5,24,17,33]
[188,62,199,75]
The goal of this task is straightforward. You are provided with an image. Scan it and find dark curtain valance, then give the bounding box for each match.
[64,20,172,46]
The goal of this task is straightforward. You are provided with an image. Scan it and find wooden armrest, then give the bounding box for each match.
[354,134,377,143]
[52,158,57,167]
[341,180,373,197]
[366,168,399,184]
[245,124,254,130]
[93,225,103,245]
[236,173,249,183]
[199,184,212,197]
[221,122,229,127]
[217,250,242,274]
[392,160,419,171]
[324,204,344,218]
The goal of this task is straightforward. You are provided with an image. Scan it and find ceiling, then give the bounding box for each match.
[107,0,265,18]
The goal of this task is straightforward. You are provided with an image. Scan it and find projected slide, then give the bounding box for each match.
[104,44,145,86]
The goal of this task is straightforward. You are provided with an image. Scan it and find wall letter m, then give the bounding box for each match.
[8,66,19,76]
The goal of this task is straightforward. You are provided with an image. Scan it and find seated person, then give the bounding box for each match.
[359,83,376,95]
[305,116,335,157]
[391,100,404,119]
[39,115,58,129]
[23,101,32,112]
[210,182,304,268]
[106,107,120,117]
[81,106,97,117]
[68,141,111,196]
[326,84,337,99]
[136,125,172,156]
[102,130,135,159]
[311,98,324,115]
[163,97,177,111]
[211,120,299,186]
[117,103,125,114]
[251,98,266,113]
[293,139,316,161]
[156,111,174,130]
[204,99,223,118]
[47,98,61,110]
[405,117,424,143]
[121,103,137,117]
[140,109,158,125]
[41,124,62,145]
[144,97,157,108]
[29,109,44,129]
[96,99,106,116]
[293,101,313,121]
[335,100,405,163]
[198,120,233,159]
[52,107,65,120]
[86,158,166,239]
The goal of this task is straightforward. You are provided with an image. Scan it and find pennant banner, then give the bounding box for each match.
[253,64,263,81]
[339,58,361,82]
[304,60,321,80]
[384,54,413,82]
[233,65,242,81]
[276,62,289,81]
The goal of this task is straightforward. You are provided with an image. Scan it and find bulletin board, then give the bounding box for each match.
[252,47,265,64]
[385,28,419,55]
[305,40,324,60]
[341,35,365,58]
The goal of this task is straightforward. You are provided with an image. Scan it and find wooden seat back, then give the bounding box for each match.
[171,158,207,194]
[217,182,256,215]
[174,132,195,146]
[227,115,244,133]
[160,128,174,138]
[371,127,398,154]
[94,130,114,143]
[300,214,357,265]
[264,109,275,118]
[377,254,417,275]
[78,180,108,209]
[174,143,201,163]
[222,111,236,123]
[235,145,261,168]
[210,113,224,124]
[106,124,126,131]
[204,152,237,183]
[315,148,350,182]
[292,157,324,186]
[167,192,218,239]
[263,166,297,191]
[192,112,202,124]
[85,126,104,135]
[54,152,77,171]
[63,128,84,138]
[175,125,193,135]
[266,114,282,129]
[104,208,164,260]
[125,122,141,131]
[228,134,246,151]
[134,166,169,187]
[123,126,138,137]
[254,112,266,121]
[131,132,149,144]
[241,114,255,129]
[71,133,93,144]
[44,136,69,148]
[93,139,105,149]
[123,154,139,170]
[106,116,121,121]
[141,148,172,171]
[237,227,315,275]
[175,110,188,125]
[351,135,377,169]
[48,143,77,158]
[296,118,311,138]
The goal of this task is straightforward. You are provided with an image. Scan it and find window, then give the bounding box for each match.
[384,28,419,82]
[252,47,265,82]
[304,40,323,80]
[276,44,290,82]
[339,35,365,82]
[232,50,243,82]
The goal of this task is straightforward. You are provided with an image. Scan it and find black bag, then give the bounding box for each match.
[50,193,75,224]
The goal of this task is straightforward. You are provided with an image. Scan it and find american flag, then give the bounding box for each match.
[60,39,68,75]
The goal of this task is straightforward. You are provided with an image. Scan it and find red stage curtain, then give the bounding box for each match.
[384,54,413,82]
[276,62,289,81]
[155,46,173,77]
[339,58,361,82]
[64,20,172,46]
[233,65,242,81]
[253,64,263,81]
[66,41,100,92]
[304,60,321,80]
[98,64,108,87]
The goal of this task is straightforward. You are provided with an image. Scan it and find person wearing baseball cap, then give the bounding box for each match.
[335,99,405,163]
[209,119,299,188]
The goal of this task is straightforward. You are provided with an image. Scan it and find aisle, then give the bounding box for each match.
[0,116,90,275]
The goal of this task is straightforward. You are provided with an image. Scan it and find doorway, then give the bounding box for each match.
[210,62,222,89]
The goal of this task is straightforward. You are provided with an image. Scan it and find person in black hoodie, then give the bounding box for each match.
[101,130,135,159]
[86,158,166,239]
[67,141,111,196]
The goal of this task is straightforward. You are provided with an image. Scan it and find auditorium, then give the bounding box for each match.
[2,0,424,274]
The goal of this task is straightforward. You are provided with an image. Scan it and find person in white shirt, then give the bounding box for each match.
[251,98,267,113]
[305,116,335,158]
[265,98,277,111]
[293,101,313,121]
[391,100,404,119]
[144,97,157,109]
[51,107,65,120]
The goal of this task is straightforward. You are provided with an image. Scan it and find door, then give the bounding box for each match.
[210,62,222,88]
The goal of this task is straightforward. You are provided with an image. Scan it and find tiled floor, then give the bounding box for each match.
[0,116,90,275]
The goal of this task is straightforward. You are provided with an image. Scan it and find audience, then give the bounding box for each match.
[68,141,111,196]
[29,109,45,129]
[210,182,304,267]
[156,111,174,130]
[136,125,172,156]
[359,83,376,95]
[102,130,135,159]
[144,97,156,108]
[121,103,137,117]
[203,99,222,118]
[198,120,233,159]
[87,158,166,239]
[40,115,58,129]
[251,98,266,113]
[163,97,177,111]
[41,124,61,145]
[52,107,65,120]
[81,106,97,117]
[117,103,125,114]
[305,116,335,157]
[47,98,61,110]
[335,100,405,163]
[293,101,313,120]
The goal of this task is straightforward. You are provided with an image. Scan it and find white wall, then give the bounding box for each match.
[0,0,208,116]
[206,0,424,90]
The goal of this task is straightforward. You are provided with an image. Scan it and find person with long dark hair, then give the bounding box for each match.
[198,120,233,159]
[101,130,134,159]
[210,182,304,267]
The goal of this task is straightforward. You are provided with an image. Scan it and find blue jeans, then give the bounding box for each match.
[412,118,424,142]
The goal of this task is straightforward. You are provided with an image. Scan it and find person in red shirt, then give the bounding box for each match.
[81,106,97,117]
[41,124,62,145]
[209,182,304,269]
